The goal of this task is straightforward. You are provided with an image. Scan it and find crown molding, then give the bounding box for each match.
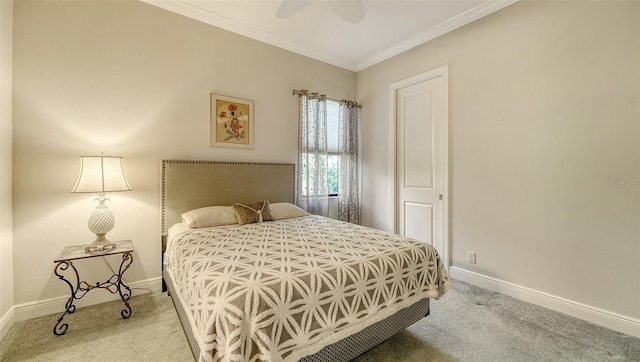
[140,0,357,71]
[355,0,519,71]
[142,0,518,73]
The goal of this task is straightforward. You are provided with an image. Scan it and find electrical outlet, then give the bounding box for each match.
[467,251,476,264]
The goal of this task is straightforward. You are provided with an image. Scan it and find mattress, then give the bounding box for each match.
[164,215,449,362]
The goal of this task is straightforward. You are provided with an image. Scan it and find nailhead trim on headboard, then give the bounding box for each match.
[161,160,296,237]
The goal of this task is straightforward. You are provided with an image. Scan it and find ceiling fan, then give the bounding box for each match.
[276,0,365,24]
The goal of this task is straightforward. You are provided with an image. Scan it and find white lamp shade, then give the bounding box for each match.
[72,156,132,193]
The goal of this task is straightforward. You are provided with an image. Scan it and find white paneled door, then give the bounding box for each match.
[391,65,448,268]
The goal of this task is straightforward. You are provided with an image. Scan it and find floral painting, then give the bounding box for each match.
[210,94,254,149]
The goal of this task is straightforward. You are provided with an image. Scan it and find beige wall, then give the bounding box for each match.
[9,0,640,333]
[357,1,639,319]
[12,1,355,305]
[0,0,14,323]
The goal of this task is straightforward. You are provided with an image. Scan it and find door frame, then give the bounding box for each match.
[388,64,450,269]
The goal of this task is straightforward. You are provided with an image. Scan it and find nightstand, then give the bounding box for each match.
[53,240,134,336]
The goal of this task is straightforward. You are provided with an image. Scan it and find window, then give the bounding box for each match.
[298,99,339,197]
[326,99,340,196]
[296,91,360,222]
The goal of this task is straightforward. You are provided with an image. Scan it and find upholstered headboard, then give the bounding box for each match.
[161,160,296,237]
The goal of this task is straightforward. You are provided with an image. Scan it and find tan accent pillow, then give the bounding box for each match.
[181,206,238,228]
[232,200,275,225]
[270,203,310,220]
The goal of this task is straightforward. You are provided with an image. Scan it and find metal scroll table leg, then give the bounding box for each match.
[117,252,133,319]
[53,261,79,336]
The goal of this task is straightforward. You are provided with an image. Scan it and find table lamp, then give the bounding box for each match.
[71,155,132,252]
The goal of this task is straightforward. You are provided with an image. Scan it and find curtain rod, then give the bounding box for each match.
[293,89,362,108]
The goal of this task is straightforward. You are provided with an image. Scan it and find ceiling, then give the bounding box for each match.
[143,0,517,71]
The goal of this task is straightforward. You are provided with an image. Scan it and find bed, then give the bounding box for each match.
[161,160,449,362]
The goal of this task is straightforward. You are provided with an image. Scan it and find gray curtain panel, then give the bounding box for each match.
[338,101,360,224]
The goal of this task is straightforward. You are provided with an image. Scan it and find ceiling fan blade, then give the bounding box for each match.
[328,0,365,24]
[276,0,314,19]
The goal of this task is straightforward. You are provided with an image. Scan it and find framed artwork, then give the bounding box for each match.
[210,93,254,149]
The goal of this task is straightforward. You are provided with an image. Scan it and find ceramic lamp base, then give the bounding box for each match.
[86,195,116,253]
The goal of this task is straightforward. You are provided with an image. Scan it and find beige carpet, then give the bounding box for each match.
[1,280,638,361]
[0,289,192,361]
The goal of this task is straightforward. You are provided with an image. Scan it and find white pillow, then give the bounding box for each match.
[181,206,238,228]
[270,203,310,220]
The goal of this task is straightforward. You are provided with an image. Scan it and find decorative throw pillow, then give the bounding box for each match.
[181,206,238,228]
[232,200,275,225]
[270,203,310,220]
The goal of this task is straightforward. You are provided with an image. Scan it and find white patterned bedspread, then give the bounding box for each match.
[164,215,449,362]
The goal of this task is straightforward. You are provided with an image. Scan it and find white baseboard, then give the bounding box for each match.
[4,271,639,340]
[0,305,15,342]
[12,277,163,323]
[449,266,640,338]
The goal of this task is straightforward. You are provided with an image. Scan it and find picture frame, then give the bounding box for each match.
[210,93,254,149]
